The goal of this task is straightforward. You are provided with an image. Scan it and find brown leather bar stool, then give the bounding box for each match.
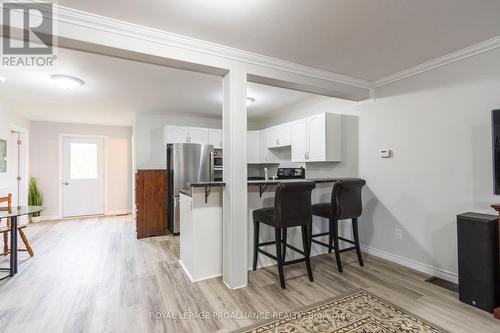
[252,181,316,289]
[311,179,366,273]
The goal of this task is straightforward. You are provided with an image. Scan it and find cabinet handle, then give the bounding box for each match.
[304,152,307,160]
[220,140,222,148]
[277,138,280,145]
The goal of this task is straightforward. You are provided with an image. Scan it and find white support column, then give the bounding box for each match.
[222,68,248,289]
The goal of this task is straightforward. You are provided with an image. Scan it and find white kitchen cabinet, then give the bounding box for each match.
[260,129,279,163]
[291,118,308,162]
[209,129,222,149]
[164,125,189,144]
[291,113,341,162]
[189,127,209,144]
[267,122,291,148]
[247,131,260,164]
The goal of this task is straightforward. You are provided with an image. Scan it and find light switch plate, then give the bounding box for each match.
[380,149,391,158]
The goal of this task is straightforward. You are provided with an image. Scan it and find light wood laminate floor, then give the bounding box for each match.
[0,216,498,333]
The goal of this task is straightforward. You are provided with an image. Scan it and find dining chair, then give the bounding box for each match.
[0,194,34,257]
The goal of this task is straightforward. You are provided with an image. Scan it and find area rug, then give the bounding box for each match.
[235,290,448,333]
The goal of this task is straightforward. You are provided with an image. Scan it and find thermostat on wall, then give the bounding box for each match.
[379,149,391,158]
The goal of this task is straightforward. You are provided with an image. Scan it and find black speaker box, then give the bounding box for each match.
[457,212,499,312]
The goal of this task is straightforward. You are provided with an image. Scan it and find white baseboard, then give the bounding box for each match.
[40,215,61,222]
[179,260,222,283]
[40,210,131,222]
[105,209,132,216]
[361,244,458,284]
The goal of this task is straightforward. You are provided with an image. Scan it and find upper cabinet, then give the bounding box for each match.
[164,126,190,144]
[291,113,341,162]
[164,126,211,145]
[208,129,223,149]
[188,127,209,144]
[246,129,279,164]
[267,122,291,148]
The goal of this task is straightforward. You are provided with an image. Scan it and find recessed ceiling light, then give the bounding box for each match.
[246,97,255,106]
[51,74,85,90]
[0,77,5,83]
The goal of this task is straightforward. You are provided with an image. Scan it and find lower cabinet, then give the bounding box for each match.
[135,169,167,239]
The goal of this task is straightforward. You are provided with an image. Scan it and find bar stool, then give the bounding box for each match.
[252,181,316,289]
[311,179,366,273]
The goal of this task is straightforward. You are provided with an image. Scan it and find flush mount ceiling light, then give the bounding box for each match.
[51,74,85,90]
[0,77,5,83]
[246,97,255,106]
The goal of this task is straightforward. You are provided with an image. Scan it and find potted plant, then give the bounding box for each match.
[29,177,43,223]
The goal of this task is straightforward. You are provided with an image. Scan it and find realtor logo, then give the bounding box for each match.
[1,1,56,66]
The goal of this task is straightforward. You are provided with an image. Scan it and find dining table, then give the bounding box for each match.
[0,206,44,279]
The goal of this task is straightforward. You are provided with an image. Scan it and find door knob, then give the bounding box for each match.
[64,181,69,185]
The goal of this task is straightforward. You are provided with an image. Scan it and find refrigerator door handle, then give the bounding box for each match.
[209,151,214,181]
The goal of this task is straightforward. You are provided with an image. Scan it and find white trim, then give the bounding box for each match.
[58,134,107,219]
[9,125,29,207]
[361,245,458,284]
[223,279,247,290]
[179,260,223,283]
[105,209,131,216]
[50,5,370,89]
[372,35,500,88]
[40,215,61,222]
[10,1,500,93]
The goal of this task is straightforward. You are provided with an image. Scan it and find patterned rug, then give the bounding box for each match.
[235,290,448,333]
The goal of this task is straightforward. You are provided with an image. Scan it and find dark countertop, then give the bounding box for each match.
[247,178,364,185]
[187,178,364,187]
[180,189,192,197]
[189,181,226,187]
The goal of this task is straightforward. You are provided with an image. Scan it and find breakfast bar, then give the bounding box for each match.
[179,177,363,282]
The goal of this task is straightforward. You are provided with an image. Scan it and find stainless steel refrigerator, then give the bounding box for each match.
[167,143,214,234]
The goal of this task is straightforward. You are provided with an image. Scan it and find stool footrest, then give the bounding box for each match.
[338,246,356,253]
[338,237,355,245]
[311,239,330,248]
[311,232,329,238]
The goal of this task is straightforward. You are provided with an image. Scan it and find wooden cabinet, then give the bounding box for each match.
[291,113,341,162]
[208,129,222,149]
[135,170,167,239]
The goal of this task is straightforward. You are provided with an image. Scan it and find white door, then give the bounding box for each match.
[188,127,209,144]
[208,129,222,149]
[62,136,105,217]
[277,122,291,146]
[266,126,279,148]
[247,131,260,164]
[307,114,326,161]
[291,119,307,162]
[164,126,189,144]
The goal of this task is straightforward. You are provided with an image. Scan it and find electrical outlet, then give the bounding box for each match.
[395,228,403,240]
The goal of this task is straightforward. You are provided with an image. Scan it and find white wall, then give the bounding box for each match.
[30,121,133,218]
[135,112,222,170]
[0,107,30,199]
[355,47,500,282]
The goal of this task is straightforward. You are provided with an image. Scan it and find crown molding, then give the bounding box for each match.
[371,35,500,88]
[49,5,371,89]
